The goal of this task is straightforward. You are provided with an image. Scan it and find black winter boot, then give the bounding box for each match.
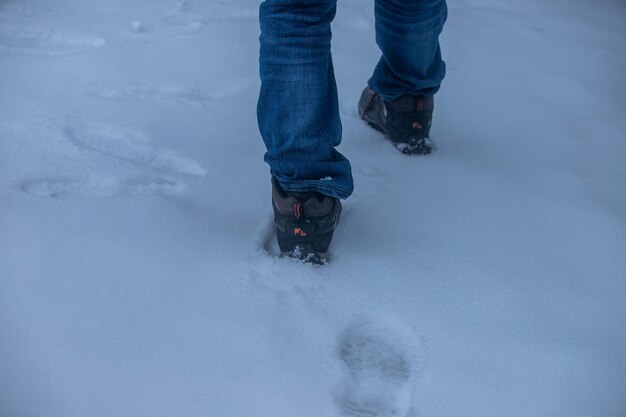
[271,176,341,265]
[358,86,434,155]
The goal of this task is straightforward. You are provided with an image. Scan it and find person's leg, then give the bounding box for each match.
[369,0,447,100]
[258,0,353,200]
[358,0,447,155]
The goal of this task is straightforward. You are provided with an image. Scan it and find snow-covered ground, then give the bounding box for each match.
[1,0,625,416]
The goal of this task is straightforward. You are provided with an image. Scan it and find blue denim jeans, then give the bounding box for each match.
[258,0,447,199]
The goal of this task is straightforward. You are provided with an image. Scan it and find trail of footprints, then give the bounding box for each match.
[0,4,104,56]
[5,3,427,415]
[0,0,265,198]
[21,122,207,199]
[0,0,259,56]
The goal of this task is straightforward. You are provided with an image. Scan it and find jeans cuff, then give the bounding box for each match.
[275,177,353,200]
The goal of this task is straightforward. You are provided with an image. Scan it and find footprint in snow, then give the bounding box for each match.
[337,315,423,417]
[21,122,206,199]
[0,29,105,56]
[87,83,213,103]
[22,176,185,199]
[87,80,252,103]
[64,122,207,177]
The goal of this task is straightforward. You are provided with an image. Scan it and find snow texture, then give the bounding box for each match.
[338,315,423,417]
[1,0,625,417]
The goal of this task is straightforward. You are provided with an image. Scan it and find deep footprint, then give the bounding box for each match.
[338,316,423,417]
[64,122,208,177]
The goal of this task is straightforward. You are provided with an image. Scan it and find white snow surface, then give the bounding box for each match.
[1,0,625,416]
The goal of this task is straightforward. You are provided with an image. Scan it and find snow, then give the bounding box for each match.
[1,0,625,416]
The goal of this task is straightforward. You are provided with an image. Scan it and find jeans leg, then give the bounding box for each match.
[258,0,353,200]
[369,0,448,100]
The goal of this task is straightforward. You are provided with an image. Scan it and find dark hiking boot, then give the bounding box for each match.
[271,176,341,265]
[358,86,434,155]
